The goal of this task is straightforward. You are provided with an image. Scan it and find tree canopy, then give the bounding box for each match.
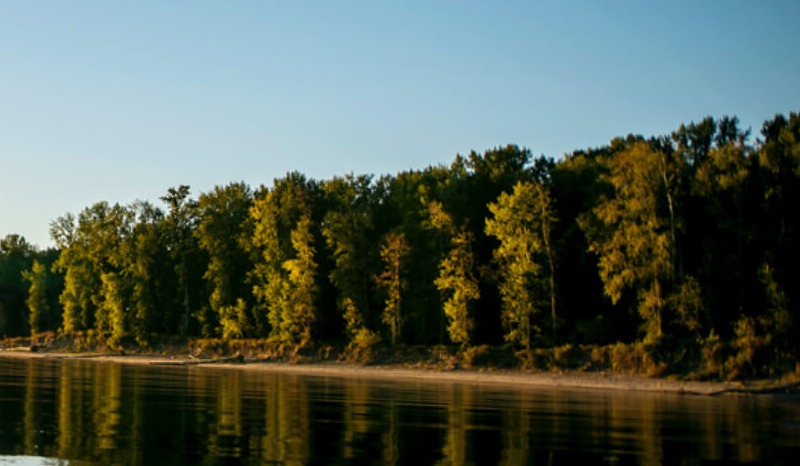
[2,112,798,376]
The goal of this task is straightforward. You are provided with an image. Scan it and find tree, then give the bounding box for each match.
[23,260,49,335]
[427,201,479,347]
[99,272,126,347]
[684,118,751,336]
[754,113,800,350]
[375,232,409,345]
[486,180,557,349]
[161,186,203,336]
[321,175,378,341]
[249,188,286,339]
[0,234,35,336]
[580,141,681,341]
[51,214,84,333]
[195,182,253,337]
[281,216,318,347]
[51,203,134,336]
[249,173,323,346]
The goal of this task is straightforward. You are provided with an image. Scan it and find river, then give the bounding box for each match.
[0,356,798,465]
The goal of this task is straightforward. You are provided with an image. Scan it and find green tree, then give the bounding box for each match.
[195,182,253,337]
[51,203,134,337]
[23,260,49,335]
[281,216,318,347]
[51,214,88,333]
[122,201,169,341]
[684,118,751,336]
[321,175,378,341]
[249,188,286,339]
[0,234,36,336]
[755,113,800,350]
[580,141,682,341]
[375,232,409,345]
[486,180,557,349]
[249,173,322,345]
[427,201,479,347]
[160,186,204,336]
[99,272,126,347]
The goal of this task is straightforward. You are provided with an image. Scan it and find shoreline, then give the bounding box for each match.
[2,349,797,397]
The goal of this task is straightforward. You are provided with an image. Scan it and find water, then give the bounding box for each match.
[0,356,798,465]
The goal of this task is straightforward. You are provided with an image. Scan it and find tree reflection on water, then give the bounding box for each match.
[0,356,798,465]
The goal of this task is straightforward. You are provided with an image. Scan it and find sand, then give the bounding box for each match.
[3,349,797,396]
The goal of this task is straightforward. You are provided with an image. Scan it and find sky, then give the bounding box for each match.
[1,1,798,248]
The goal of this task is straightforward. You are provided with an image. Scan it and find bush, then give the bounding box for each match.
[700,331,724,378]
[606,342,666,376]
[725,316,772,379]
[590,346,610,368]
[515,348,552,371]
[344,328,381,364]
[460,345,490,368]
[550,344,593,370]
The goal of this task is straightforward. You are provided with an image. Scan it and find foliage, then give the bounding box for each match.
[375,232,409,345]
[427,200,479,347]
[580,141,678,342]
[344,327,382,364]
[281,216,318,347]
[321,175,379,347]
[219,298,250,340]
[195,182,253,338]
[1,112,797,380]
[486,180,557,349]
[22,260,48,335]
[249,175,320,347]
[99,272,126,348]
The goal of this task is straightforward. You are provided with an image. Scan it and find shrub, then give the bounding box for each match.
[344,328,381,364]
[460,345,490,368]
[590,346,610,368]
[607,342,666,376]
[700,331,724,378]
[725,316,772,379]
[516,348,551,371]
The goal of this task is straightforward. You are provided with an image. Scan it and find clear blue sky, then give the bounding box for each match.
[1,1,798,247]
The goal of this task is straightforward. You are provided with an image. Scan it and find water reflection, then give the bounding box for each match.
[0,356,798,465]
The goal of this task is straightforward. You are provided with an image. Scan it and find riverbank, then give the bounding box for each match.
[2,347,798,397]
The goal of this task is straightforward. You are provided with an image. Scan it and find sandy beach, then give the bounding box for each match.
[3,349,797,397]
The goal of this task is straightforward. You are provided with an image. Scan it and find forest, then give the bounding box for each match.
[1,112,798,379]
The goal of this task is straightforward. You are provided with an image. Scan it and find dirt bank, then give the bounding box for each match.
[2,349,797,397]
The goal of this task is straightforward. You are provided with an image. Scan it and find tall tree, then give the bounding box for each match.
[195,182,253,337]
[281,216,318,347]
[755,112,800,350]
[99,272,126,347]
[161,186,203,336]
[249,187,286,339]
[685,118,752,335]
[321,175,378,341]
[0,234,35,336]
[51,203,134,337]
[580,141,682,341]
[427,201,479,347]
[23,260,49,335]
[123,201,172,340]
[486,180,557,349]
[375,232,409,345]
[249,173,322,344]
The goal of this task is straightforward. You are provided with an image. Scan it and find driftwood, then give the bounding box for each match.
[149,353,244,366]
[4,346,35,352]
[681,381,800,397]
[44,353,110,359]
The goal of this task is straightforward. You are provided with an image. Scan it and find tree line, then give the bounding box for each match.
[2,112,798,374]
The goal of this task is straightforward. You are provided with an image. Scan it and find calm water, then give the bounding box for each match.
[0,356,798,465]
